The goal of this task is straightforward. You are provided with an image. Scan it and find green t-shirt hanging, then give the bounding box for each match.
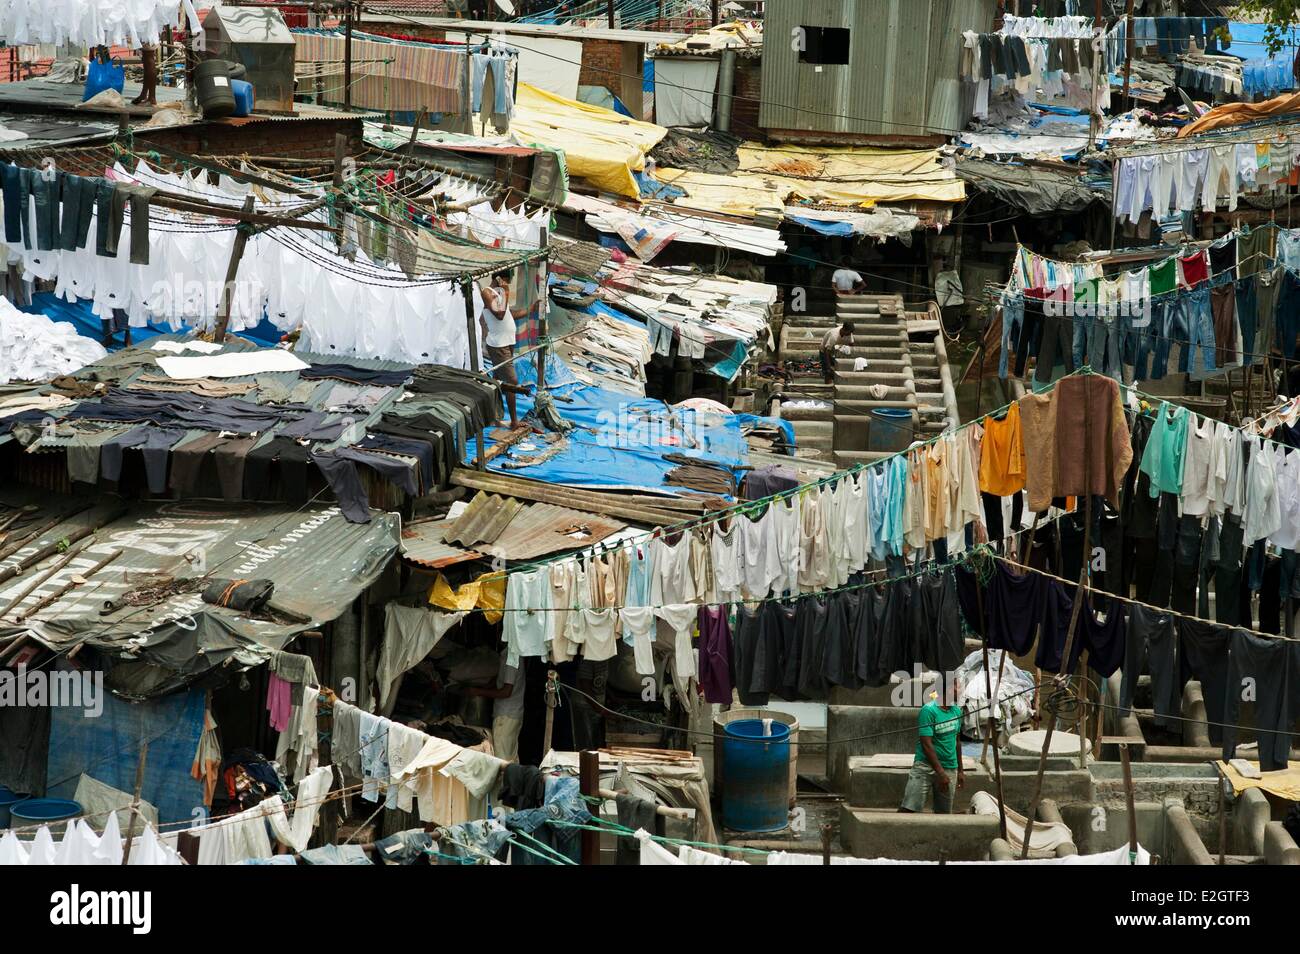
[914,701,962,769]
[1139,402,1189,497]
[1148,258,1177,297]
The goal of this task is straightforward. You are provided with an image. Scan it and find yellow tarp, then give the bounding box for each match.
[659,143,965,217]
[1217,760,1300,802]
[654,167,789,218]
[510,83,667,199]
[429,571,505,625]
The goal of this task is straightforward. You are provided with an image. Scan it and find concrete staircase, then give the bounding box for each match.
[776,294,961,466]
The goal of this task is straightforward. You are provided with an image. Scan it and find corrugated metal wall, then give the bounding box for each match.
[759,0,997,140]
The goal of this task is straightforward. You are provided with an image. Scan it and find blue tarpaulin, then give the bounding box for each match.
[21,293,287,352]
[467,375,754,496]
[636,171,686,201]
[45,668,206,824]
[788,215,855,237]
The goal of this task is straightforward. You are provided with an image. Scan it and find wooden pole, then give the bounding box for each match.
[608,0,616,29]
[0,544,86,621]
[462,278,487,472]
[1120,741,1139,860]
[1089,0,1104,150]
[121,740,150,865]
[1022,372,1094,859]
[1217,772,1227,865]
[461,30,473,135]
[344,0,354,110]
[1120,0,1136,104]
[543,669,558,756]
[14,550,120,623]
[535,233,550,392]
[212,196,256,342]
[977,594,1008,840]
[579,749,601,865]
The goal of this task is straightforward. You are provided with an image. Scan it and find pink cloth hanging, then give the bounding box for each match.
[266,674,292,733]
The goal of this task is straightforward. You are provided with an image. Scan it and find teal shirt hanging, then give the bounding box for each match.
[1139,402,1190,497]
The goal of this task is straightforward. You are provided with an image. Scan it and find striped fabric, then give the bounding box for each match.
[294,32,462,113]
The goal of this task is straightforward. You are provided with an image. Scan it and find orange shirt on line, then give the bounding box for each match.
[978,401,1026,497]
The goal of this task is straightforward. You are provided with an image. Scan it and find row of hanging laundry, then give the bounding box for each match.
[998,225,1300,384]
[1112,139,1300,224]
[1104,14,1234,64]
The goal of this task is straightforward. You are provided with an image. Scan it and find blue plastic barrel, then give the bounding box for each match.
[868,407,914,453]
[0,786,29,828]
[721,719,792,832]
[231,79,255,117]
[9,798,81,829]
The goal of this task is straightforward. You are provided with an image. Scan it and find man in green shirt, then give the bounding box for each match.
[898,679,964,814]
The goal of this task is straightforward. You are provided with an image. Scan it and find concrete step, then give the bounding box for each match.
[791,419,834,437]
[834,372,914,384]
[784,333,905,348]
[779,403,835,422]
[839,805,1001,862]
[835,385,913,401]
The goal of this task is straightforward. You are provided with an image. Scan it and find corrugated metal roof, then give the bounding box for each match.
[444,492,525,547]
[400,520,483,569]
[477,501,625,561]
[414,493,628,562]
[357,14,686,45]
[0,493,400,650]
[759,0,996,140]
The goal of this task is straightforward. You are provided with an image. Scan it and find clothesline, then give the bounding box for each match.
[990,551,1300,644]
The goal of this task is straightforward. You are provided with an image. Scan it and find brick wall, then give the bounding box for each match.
[578,38,625,90]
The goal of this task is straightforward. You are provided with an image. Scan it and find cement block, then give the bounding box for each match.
[1163,797,1215,865]
[827,705,919,793]
[1060,801,1167,856]
[1263,821,1300,865]
[846,761,1093,813]
[1233,788,1270,856]
[839,804,1000,861]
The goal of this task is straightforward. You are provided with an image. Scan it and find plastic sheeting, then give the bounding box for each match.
[1178,91,1300,137]
[510,83,667,198]
[467,377,753,496]
[956,158,1101,215]
[789,215,855,237]
[45,668,206,825]
[4,499,400,700]
[21,292,286,352]
[652,57,719,128]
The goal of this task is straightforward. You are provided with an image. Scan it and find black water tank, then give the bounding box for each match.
[194,59,237,118]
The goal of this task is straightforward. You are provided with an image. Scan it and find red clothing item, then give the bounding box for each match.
[1179,251,1209,288]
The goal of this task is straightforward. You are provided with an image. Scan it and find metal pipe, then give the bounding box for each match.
[715,49,737,134]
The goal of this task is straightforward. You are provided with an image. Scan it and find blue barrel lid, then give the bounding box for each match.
[723,718,792,742]
[9,798,82,821]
